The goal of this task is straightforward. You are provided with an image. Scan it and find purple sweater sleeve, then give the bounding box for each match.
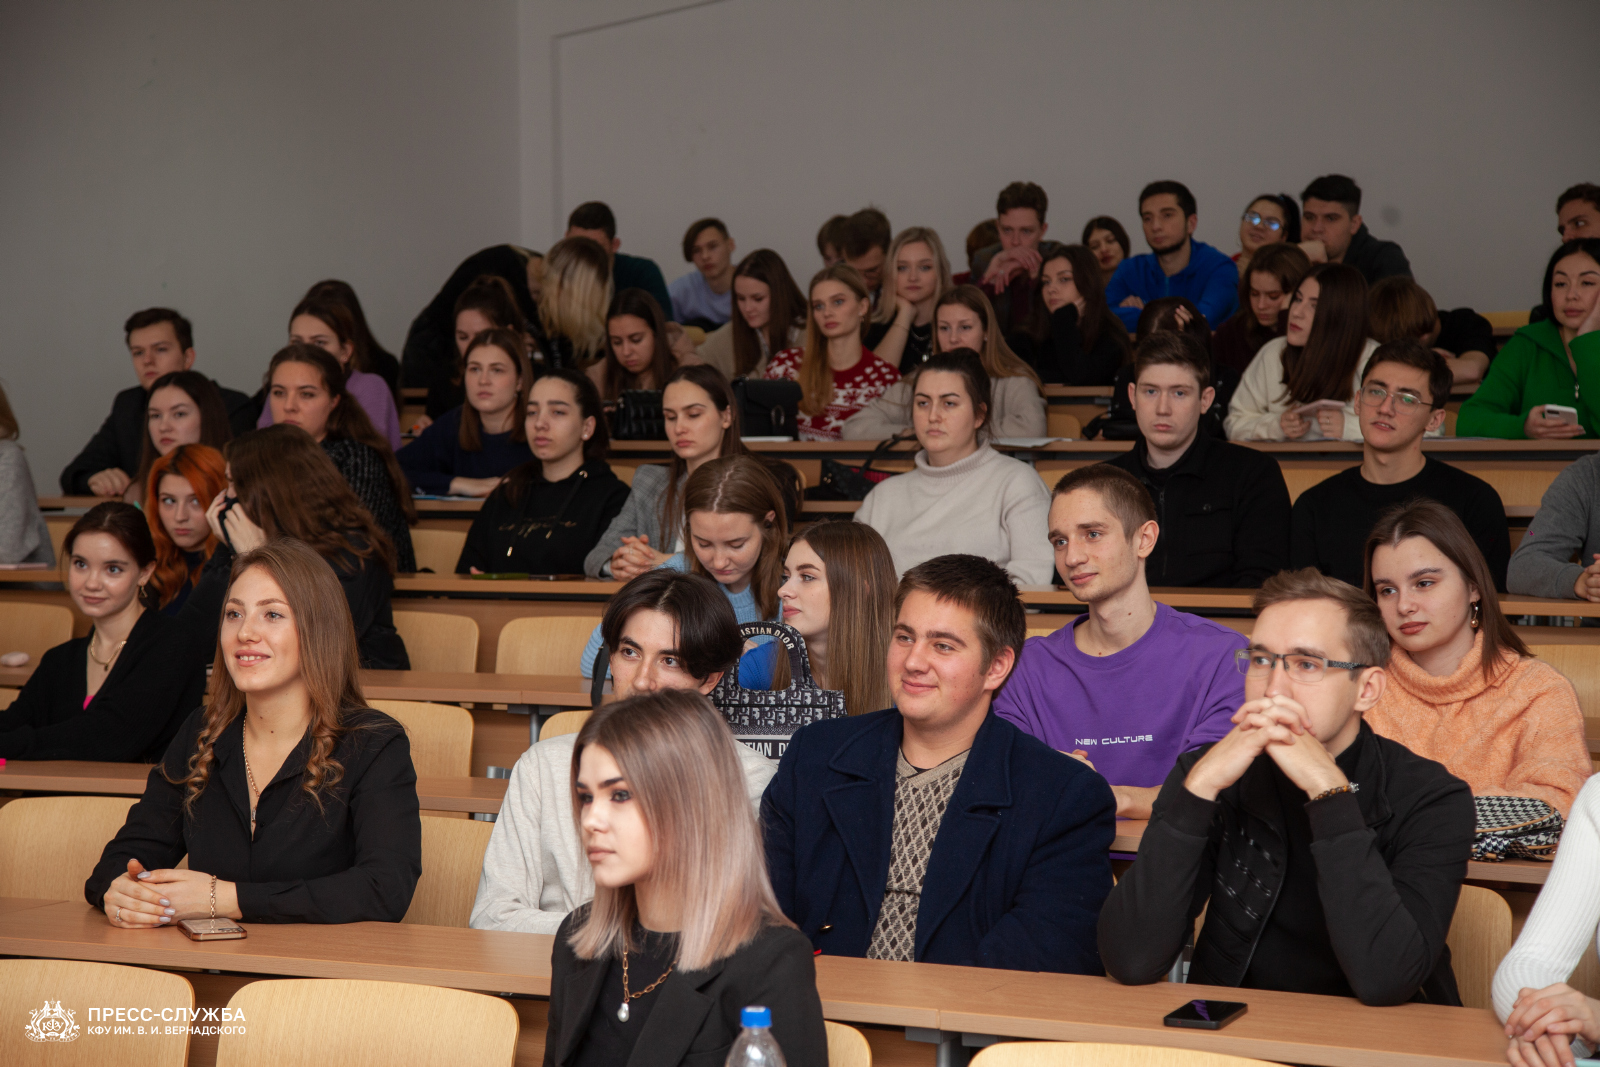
[1187,632,1248,749]
[347,372,402,451]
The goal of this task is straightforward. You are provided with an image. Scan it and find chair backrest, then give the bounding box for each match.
[969,1042,1277,1067]
[391,610,479,674]
[0,602,74,665]
[539,709,592,741]
[402,815,495,927]
[410,528,467,576]
[367,700,473,778]
[1281,464,1352,504]
[1046,412,1081,440]
[496,615,603,676]
[0,958,193,1066]
[826,1021,872,1067]
[0,795,138,899]
[1529,645,1600,720]
[610,462,638,486]
[47,515,74,563]
[0,687,16,711]
[1471,466,1561,511]
[215,978,518,1067]
[1447,884,1514,1010]
[1025,626,1062,641]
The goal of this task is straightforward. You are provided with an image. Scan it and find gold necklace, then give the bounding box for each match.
[242,736,261,832]
[86,635,126,669]
[617,944,673,1022]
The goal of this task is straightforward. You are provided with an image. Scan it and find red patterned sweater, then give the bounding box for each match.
[763,345,901,441]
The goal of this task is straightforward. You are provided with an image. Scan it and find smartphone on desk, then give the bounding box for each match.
[177,918,247,941]
[1164,999,1246,1030]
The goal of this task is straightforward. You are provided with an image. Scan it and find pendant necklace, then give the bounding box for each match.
[617,944,672,1022]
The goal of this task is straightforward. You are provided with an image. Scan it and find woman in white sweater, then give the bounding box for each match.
[856,349,1053,585]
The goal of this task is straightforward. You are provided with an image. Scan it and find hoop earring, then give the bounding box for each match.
[1470,601,1482,630]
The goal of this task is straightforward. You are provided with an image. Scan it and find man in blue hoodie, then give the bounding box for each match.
[1106,181,1239,332]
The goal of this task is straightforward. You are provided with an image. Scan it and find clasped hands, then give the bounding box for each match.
[1504,983,1600,1067]
[609,535,672,581]
[1184,695,1347,802]
[102,858,241,928]
[980,246,1042,293]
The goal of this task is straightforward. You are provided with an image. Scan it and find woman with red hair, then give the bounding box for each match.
[144,444,228,614]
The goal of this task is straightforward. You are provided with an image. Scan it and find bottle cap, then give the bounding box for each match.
[741,1006,772,1028]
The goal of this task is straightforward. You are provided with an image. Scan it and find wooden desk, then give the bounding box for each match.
[360,670,593,708]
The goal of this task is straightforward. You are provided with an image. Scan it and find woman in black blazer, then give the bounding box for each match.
[544,690,825,1067]
[88,537,420,927]
[0,502,204,761]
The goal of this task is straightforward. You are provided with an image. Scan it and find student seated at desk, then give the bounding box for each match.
[1508,452,1600,601]
[762,554,1116,974]
[259,299,402,451]
[545,689,826,1067]
[693,248,807,381]
[1210,242,1308,375]
[1007,242,1129,386]
[128,370,233,504]
[398,328,534,497]
[471,570,777,935]
[0,502,205,761]
[1364,500,1589,817]
[861,226,952,373]
[144,443,228,615]
[89,539,422,927]
[994,464,1247,820]
[456,368,629,576]
[1097,568,1474,1006]
[588,288,676,402]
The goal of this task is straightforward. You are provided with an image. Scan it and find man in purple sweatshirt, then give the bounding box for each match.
[994,464,1247,818]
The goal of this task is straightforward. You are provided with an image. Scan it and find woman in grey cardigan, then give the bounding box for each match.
[0,387,53,566]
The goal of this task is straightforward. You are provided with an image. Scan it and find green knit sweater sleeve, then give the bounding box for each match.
[1457,330,1546,438]
[1571,332,1600,436]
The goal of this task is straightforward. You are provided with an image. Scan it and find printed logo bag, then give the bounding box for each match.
[710,621,847,759]
[1472,795,1564,862]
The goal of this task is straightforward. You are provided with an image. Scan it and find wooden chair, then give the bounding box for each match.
[1280,464,1352,504]
[1026,625,1063,641]
[0,602,73,665]
[0,958,193,1066]
[1046,412,1082,440]
[0,687,16,711]
[1471,466,1561,512]
[1484,310,1531,334]
[826,1021,872,1067]
[392,610,479,674]
[0,795,138,899]
[1529,644,1600,720]
[46,515,74,563]
[410,528,467,575]
[215,978,518,1067]
[497,615,603,676]
[1447,884,1513,1010]
[402,815,495,927]
[969,1043,1277,1067]
[610,462,637,486]
[539,709,591,741]
[368,700,473,777]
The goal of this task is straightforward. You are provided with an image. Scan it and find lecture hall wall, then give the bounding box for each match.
[3,0,1593,488]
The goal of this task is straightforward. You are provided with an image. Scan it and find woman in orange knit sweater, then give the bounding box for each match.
[1363,500,1590,817]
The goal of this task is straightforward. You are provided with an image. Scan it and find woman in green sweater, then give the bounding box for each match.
[1457,239,1600,438]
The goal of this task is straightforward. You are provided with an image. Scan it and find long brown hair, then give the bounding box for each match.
[601,289,675,399]
[303,280,394,374]
[0,383,18,440]
[776,521,895,713]
[168,539,371,814]
[567,690,791,969]
[458,328,533,451]
[63,502,157,606]
[502,368,611,506]
[1020,243,1125,361]
[934,285,1042,389]
[798,264,871,416]
[1228,242,1310,354]
[1280,262,1370,406]
[145,444,228,608]
[1363,499,1527,681]
[227,425,397,575]
[290,298,369,374]
[134,370,234,493]
[730,249,806,377]
[657,364,746,542]
[682,454,787,619]
[870,227,954,326]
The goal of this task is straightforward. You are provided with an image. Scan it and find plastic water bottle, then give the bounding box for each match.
[726,1005,785,1067]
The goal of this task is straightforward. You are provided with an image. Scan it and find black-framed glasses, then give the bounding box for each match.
[1242,211,1283,231]
[1234,649,1368,683]
[1360,385,1429,408]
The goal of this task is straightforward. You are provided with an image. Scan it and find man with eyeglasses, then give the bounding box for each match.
[1098,567,1473,1005]
[1290,339,1509,589]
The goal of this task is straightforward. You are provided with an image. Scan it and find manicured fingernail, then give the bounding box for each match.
[136,872,150,880]
[164,908,174,915]
[159,916,170,923]
[159,898,170,906]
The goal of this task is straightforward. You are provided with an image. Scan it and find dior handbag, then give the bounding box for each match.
[710,621,848,759]
[1472,795,1565,862]
[610,389,665,440]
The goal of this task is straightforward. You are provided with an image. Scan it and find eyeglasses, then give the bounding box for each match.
[1242,211,1283,231]
[1360,386,1429,409]
[1234,649,1368,683]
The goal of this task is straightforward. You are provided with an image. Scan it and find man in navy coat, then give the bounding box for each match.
[761,554,1116,974]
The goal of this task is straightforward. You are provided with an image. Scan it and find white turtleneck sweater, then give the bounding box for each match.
[855,444,1053,585]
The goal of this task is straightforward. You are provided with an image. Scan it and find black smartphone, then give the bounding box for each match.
[1164,1000,1247,1030]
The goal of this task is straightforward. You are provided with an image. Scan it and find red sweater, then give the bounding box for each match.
[764,345,900,441]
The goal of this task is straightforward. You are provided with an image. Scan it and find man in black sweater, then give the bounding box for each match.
[1301,174,1411,285]
[1291,340,1508,589]
[1097,568,1473,1005]
[1107,332,1290,586]
[60,308,257,496]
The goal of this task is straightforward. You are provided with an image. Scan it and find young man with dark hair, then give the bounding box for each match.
[1300,174,1412,285]
[669,217,736,330]
[1098,568,1473,1006]
[816,214,849,266]
[472,569,775,933]
[1105,332,1291,586]
[59,309,256,496]
[564,200,672,314]
[1291,340,1508,589]
[841,207,892,301]
[995,466,1247,820]
[1557,183,1600,243]
[971,181,1049,334]
[1105,181,1239,332]
[763,554,1115,974]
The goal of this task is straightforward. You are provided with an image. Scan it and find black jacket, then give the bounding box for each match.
[1106,434,1291,587]
[86,706,421,924]
[1098,721,1473,1006]
[60,381,259,494]
[401,245,541,399]
[1008,304,1125,386]
[1341,224,1412,286]
[457,460,630,575]
[544,907,827,1067]
[0,609,206,760]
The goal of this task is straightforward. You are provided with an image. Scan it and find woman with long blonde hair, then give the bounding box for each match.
[144,443,228,613]
[864,226,955,372]
[89,538,422,928]
[539,236,614,368]
[545,689,826,1067]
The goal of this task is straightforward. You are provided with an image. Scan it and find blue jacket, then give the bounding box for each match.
[1105,240,1239,331]
[761,708,1116,974]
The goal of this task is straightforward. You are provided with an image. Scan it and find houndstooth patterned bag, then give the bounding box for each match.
[710,622,847,760]
[1472,795,1564,862]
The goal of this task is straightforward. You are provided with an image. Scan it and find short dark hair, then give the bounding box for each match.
[910,348,992,440]
[1543,238,1600,315]
[816,214,849,258]
[1132,330,1211,389]
[598,570,743,683]
[1138,181,1196,220]
[1081,215,1131,257]
[567,201,617,241]
[1556,183,1600,215]
[894,554,1026,672]
[965,219,1000,271]
[1360,339,1451,410]
[996,182,1048,224]
[1135,297,1211,356]
[1301,174,1362,215]
[1051,464,1157,540]
[124,308,193,351]
[681,218,729,262]
[1253,568,1390,671]
[842,208,891,259]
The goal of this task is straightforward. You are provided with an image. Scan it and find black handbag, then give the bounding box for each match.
[810,431,914,501]
[731,378,801,439]
[610,389,664,440]
[710,621,847,759]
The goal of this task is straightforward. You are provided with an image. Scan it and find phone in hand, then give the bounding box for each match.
[1544,404,1580,426]
[1164,1000,1247,1030]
